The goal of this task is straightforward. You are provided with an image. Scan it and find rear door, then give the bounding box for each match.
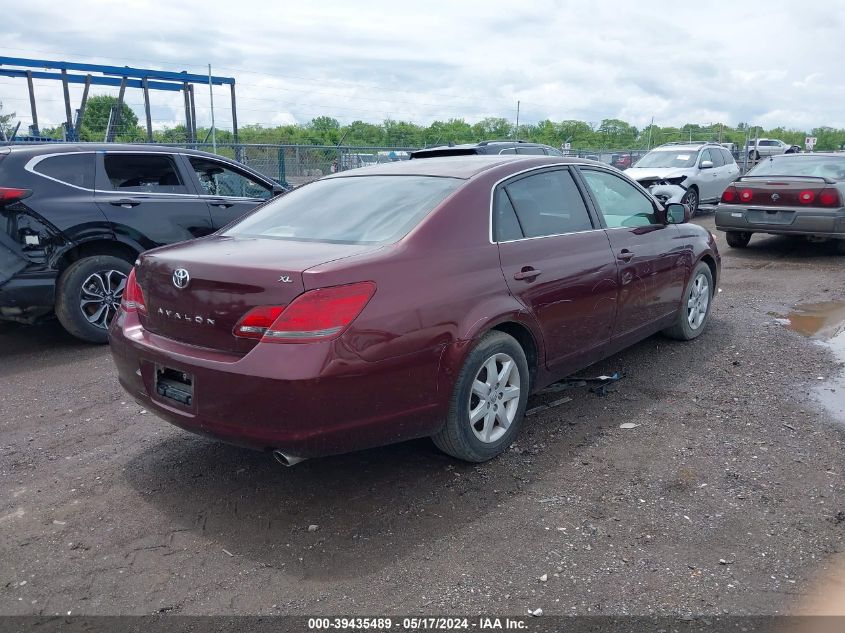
[95,152,212,249]
[577,167,687,345]
[494,167,619,374]
[184,155,275,229]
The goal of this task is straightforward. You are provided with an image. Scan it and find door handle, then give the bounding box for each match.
[513,267,541,281]
[109,199,141,207]
[617,249,634,262]
[209,199,235,208]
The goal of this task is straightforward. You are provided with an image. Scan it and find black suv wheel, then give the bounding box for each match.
[55,256,133,343]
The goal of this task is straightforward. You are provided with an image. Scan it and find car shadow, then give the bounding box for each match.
[726,234,843,262]
[123,427,577,581]
[0,319,107,378]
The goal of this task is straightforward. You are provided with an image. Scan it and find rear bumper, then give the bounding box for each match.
[108,312,448,458]
[0,271,57,321]
[715,206,845,237]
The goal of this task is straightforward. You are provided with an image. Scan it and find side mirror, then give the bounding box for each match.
[665,202,690,224]
[700,160,714,169]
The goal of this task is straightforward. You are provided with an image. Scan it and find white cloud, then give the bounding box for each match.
[1,0,843,133]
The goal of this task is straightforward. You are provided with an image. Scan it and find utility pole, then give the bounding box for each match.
[515,101,520,141]
[208,64,217,152]
[646,116,654,150]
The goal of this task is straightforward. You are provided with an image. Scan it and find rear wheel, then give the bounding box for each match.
[55,255,132,343]
[663,262,714,341]
[682,187,699,216]
[748,150,760,161]
[836,239,845,255]
[726,231,752,248]
[433,331,530,462]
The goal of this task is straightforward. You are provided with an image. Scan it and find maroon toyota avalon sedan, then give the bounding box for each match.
[110,156,720,463]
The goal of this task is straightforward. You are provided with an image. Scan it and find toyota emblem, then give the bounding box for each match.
[172,268,190,289]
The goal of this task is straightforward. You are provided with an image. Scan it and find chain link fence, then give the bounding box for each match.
[154,143,416,187]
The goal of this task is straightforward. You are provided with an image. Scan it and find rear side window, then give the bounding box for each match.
[102,154,187,193]
[34,153,95,189]
[517,146,546,155]
[503,169,593,238]
[493,190,523,242]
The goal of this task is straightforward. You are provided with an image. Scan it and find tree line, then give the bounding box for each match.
[7,96,845,151]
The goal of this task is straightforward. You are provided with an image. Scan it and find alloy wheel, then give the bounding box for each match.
[686,272,710,330]
[79,270,128,329]
[468,352,521,443]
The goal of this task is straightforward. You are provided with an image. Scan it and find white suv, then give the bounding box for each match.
[746,138,801,160]
[624,142,740,215]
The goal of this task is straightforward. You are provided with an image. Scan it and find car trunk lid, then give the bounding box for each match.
[136,235,378,353]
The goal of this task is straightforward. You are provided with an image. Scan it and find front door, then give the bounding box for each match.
[494,167,619,374]
[577,167,687,345]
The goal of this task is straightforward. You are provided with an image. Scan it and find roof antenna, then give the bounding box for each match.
[515,100,520,142]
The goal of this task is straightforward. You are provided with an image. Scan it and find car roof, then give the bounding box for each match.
[0,143,231,161]
[651,144,708,152]
[325,155,594,180]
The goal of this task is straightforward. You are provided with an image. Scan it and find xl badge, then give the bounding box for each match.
[278,275,292,283]
[172,268,191,289]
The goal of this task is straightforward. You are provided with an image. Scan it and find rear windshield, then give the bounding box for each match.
[633,150,697,169]
[224,175,462,244]
[748,155,845,180]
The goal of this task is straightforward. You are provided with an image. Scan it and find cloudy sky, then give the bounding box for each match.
[1,0,843,133]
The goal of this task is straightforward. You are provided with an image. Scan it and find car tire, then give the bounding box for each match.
[726,231,752,248]
[55,255,133,344]
[748,151,760,161]
[682,187,699,216]
[432,331,530,462]
[662,261,714,341]
[836,239,845,255]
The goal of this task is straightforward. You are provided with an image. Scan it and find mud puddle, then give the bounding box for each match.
[778,302,845,422]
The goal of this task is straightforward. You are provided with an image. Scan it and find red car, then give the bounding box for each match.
[110,156,720,464]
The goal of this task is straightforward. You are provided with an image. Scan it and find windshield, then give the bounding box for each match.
[633,150,698,169]
[747,155,845,180]
[224,175,462,244]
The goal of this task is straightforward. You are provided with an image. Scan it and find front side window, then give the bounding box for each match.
[102,154,187,193]
[189,157,273,199]
[34,153,95,189]
[502,169,593,238]
[225,175,461,244]
[580,169,657,228]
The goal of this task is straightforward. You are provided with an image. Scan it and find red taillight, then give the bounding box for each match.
[233,305,286,339]
[120,268,147,315]
[739,188,754,203]
[721,187,737,203]
[0,187,32,203]
[234,281,376,344]
[818,189,842,207]
[798,190,815,204]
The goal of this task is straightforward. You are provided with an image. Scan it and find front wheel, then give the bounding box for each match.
[663,262,714,341]
[726,231,752,248]
[55,255,132,343]
[433,331,530,462]
[682,187,699,216]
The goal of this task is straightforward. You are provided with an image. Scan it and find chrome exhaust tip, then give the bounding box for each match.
[272,449,306,467]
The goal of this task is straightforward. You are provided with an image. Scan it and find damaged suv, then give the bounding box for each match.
[625,142,739,215]
[0,144,284,342]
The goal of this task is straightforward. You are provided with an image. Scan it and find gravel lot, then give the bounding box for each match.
[2,214,845,617]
